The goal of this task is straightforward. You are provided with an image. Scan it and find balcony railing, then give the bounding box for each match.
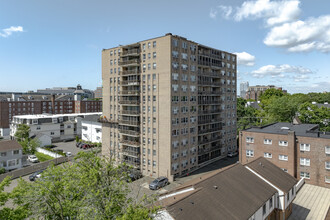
[198,81,222,86]
[118,120,140,126]
[121,110,140,115]
[122,150,140,158]
[120,90,140,95]
[198,127,221,135]
[97,118,118,125]
[198,136,221,145]
[198,118,220,125]
[198,109,221,115]
[119,100,140,105]
[198,71,221,77]
[122,157,140,166]
[198,91,222,95]
[121,49,140,56]
[119,129,140,136]
[119,59,140,66]
[121,70,140,76]
[120,139,140,147]
[121,80,140,86]
[199,100,221,105]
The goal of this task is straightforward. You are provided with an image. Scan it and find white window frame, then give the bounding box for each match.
[325,176,330,183]
[326,162,330,170]
[325,146,330,155]
[279,140,288,146]
[300,143,310,152]
[246,137,254,143]
[246,150,254,157]
[279,154,288,161]
[264,152,272,158]
[300,158,310,166]
[264,139,272,145]
[300,171,310,179]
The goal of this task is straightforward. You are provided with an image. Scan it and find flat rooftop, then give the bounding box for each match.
[289,184,330,220]
[13,112,102,119]
[244,122,330,139]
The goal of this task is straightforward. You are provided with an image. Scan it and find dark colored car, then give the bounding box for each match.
[227,151,238,158]
[29,170,44,181]
[149,177,169,190]
[128,170,143,182]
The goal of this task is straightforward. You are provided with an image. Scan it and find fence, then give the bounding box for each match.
[0,156,73,182]
[36,147,62,158]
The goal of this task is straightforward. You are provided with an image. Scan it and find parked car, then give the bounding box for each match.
[29,170,44,181]
[128,170,143,182]
[149,177,169,190]
[28,155,39,163]
[65,152,72,157]
[227,151,238,158]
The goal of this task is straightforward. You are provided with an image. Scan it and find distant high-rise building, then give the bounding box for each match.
[240,81,249,98]
[101,33,237,181]
[94,87,102,99]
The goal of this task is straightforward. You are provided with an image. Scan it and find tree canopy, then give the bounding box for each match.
[5,151,158,219]
[238,91,330,132]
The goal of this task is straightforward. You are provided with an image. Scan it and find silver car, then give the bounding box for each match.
[149,177,169,190]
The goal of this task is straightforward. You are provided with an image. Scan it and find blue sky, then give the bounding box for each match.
[0,0,329,94]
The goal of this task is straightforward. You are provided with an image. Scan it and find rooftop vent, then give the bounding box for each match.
[213,186,218,189]
[281,127,290,130]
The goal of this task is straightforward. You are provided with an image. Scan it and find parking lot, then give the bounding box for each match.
[51,140,96,155]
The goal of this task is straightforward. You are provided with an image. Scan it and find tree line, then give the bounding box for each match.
[237,89,330,132]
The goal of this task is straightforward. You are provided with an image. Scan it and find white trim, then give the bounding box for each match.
[159,187,194,200]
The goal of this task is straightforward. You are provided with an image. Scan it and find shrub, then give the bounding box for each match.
[0,167,5,174]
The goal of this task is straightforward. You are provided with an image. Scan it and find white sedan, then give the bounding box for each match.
[28,155,39,163]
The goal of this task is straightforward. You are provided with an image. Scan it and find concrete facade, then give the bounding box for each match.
[102,34,237,181]
[81,119,102,143]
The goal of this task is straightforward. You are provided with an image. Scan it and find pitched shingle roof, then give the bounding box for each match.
[0,140,23,152]
[163,163,277,220]
[246,157,298,193]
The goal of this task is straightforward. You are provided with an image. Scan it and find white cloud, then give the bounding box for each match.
[209,8,218,19]
[210,6,232,19]
[235,0,301,26]
[251,64,313,78]
[234,51,256,66]
[0,26,23,38]
[264,15,330,52]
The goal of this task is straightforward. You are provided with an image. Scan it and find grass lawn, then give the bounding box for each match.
[35,152,54,162]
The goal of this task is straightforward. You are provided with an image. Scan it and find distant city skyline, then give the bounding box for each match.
[1,0,329,94]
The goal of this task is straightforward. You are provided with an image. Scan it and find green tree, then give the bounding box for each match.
[12,152,158,219]
[0,176,29,220]
[298,102,330,131]
[14,125,39,154]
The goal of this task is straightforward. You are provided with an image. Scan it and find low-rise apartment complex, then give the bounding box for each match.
[157,157,297,220]
[0,93,101,138]
[240,122,330,188]
[10,112,101,143]
[81,115,102,143]
[102,33,237,180]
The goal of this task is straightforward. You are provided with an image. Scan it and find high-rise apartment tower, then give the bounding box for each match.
[102,34,237,180]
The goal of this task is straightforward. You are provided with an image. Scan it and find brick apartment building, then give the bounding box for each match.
[0,93,101,137]
[102,33,237,180]
[245,85,287,100]
[240,122,330,188]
